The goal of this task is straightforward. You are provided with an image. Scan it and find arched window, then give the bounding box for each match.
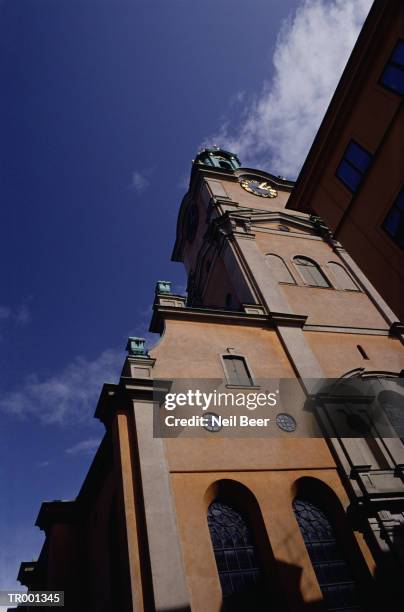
[266,253,295,284]
[328,262,359,291]
[215,156,233,170]
[207,500,262,599]
[293,497,361,611]
[293,256,331,288]
[222,355,254,387]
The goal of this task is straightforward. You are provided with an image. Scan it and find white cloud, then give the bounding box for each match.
[132,170,150,194]
[0,349,122,425]
[65,437,101,456]
[204,0,372,179]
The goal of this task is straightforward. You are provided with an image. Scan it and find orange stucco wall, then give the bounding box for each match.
[170,470,374,612]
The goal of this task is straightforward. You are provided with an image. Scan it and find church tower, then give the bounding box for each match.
[18,147,404,612]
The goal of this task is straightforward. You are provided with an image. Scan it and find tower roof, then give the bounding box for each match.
[193,146,241,170]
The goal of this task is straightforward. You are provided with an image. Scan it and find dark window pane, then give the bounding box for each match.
[396,188,404,212]
[381,65,404,95]
[391,40,404,66]
[382,188,404,249]
[336,160,363,192]
[293,498,361,611]
[384,208,400,235]
[345,141,372,173]
[207,501,263,599]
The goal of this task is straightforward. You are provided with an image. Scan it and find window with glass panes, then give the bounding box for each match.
[293,498,361,611]
[382,187,404,249]
[336,141,372,193]
[380,40,404,95]
[207,501,263,599]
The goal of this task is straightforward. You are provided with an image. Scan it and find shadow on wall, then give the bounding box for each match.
[219,559,324,612]
[206,478,323,612]
[372,520,404,611]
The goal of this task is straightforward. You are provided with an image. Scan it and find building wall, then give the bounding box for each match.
[254,228,388,328]
[287,0,404,320]
[305,331,404,377]
[151,319,296,379]
[170,470,374,612]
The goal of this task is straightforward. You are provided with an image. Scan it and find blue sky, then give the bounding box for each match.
[0,0,372,595]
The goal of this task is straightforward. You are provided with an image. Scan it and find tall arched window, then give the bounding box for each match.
[266,253,295,284]
[207,500,263,599]
[293,256,331,287]
[328,262,359,291]
[293,497,361,611]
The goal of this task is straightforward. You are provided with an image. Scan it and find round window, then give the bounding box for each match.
[203,412,221,432]
[276,413,297,432]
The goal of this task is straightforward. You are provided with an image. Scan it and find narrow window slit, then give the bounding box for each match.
[357,345,369,360]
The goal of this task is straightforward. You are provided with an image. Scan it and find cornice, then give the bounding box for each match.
[35,500,77,532]
[149,303,269,334]
[271,312,307,327]
[94,378,158,427]
[148,299,311,335]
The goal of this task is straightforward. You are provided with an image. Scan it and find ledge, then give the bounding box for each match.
[270,312,307,327]
[149,303,270,334]
[35,500,77,531]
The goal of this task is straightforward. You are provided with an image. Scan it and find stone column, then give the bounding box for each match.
[132,399,191,612]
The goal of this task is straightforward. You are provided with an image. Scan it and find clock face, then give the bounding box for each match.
[240,178,278,198]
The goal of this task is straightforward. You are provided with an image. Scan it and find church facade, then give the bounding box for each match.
[17,146,404,612]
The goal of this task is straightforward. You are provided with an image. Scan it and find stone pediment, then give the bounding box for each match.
[247,210,318,237]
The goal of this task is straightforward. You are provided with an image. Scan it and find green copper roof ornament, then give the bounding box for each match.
[155,280,172,294]
[126,337,147,357]
[193,147,241,170]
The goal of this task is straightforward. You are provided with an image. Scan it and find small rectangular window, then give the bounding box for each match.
[380,40,404,96]
[223,355,253,387]
[382,187,404,249]
[336,140,372,193]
